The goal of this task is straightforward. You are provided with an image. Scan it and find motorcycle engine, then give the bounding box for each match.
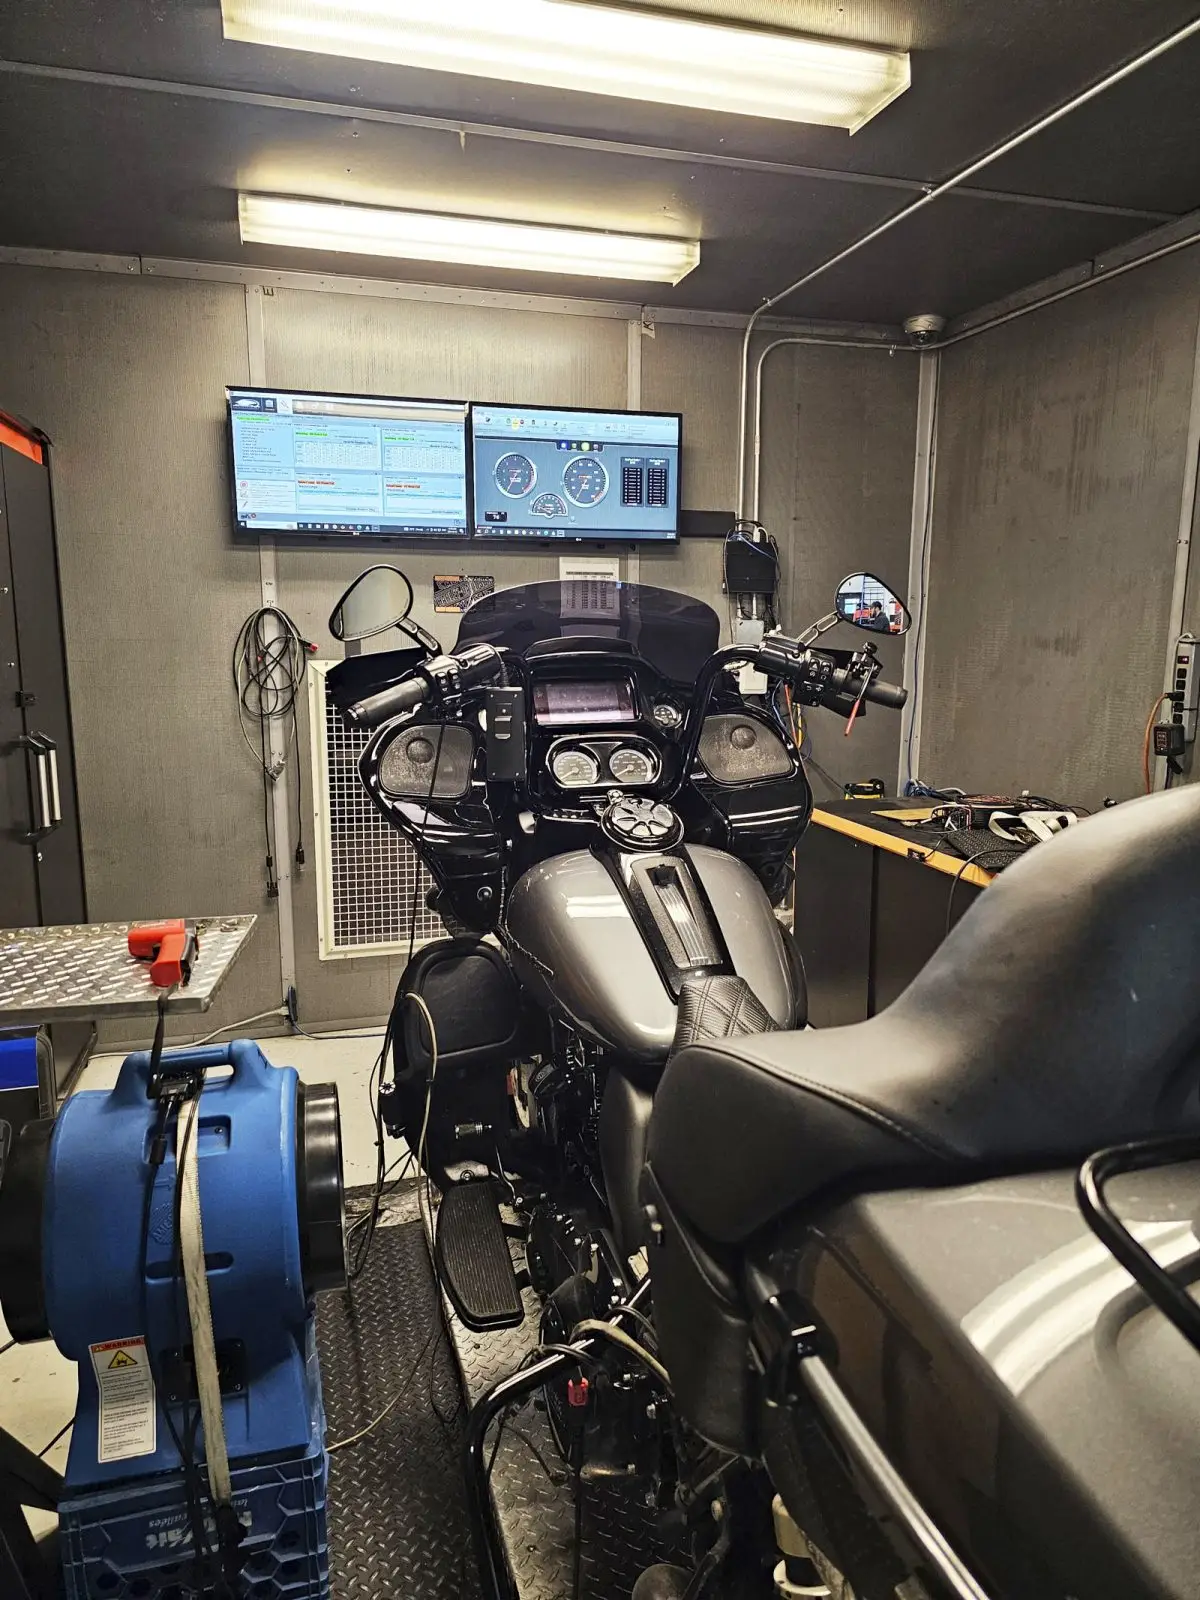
[534,1236,665,1486]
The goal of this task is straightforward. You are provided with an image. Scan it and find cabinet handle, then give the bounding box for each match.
[17,732,62,840]
[46,741,62,825]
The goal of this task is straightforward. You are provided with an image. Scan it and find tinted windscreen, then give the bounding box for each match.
[454,581,719,684]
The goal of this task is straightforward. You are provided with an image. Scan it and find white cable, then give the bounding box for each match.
[187,1007,289,1048]
[177,1096,233,1508]
[404,992,439,1176]
[570,1319,673,1391]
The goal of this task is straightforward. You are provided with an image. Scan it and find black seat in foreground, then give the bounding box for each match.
[647,786,1200,1249]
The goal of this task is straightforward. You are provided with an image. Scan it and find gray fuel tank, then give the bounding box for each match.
[503,846,797,1067]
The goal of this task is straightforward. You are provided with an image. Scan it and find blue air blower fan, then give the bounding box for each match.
[0,1040,346,1600]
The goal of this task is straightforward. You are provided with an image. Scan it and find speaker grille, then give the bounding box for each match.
[379,724,475,800]
[697,715,792,784]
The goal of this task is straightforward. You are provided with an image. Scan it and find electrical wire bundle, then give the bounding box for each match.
[232,606,313,897]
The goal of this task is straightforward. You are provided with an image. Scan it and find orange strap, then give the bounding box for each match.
[0,418,44,465]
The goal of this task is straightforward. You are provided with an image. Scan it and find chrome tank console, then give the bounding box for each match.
[600,795,684,851]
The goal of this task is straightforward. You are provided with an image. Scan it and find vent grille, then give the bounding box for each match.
[309,662,444,960]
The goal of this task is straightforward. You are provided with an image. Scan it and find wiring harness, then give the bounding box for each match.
[232,606,314,897]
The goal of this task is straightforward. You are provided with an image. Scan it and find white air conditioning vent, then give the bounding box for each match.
[309,662,445,960]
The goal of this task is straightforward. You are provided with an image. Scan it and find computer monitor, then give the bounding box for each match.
[227,386,470,538]
[470,403,681,542]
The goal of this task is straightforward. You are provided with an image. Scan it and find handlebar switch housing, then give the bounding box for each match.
[757,634,810,678]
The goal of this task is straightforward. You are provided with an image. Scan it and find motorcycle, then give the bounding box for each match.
[326,567,912,1595]
[332,568,1200,1599]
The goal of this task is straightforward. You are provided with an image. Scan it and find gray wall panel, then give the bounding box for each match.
[262,289,628,412]
[641,322,740,622]
[641,323,740,516]
[921,253,1200,809]
[0,266,280,1043]
[759,343,918,798]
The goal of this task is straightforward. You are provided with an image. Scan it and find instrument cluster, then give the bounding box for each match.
[548,737,660,790]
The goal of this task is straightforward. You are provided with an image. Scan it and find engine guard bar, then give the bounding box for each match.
[798,1356,990,1600]
[754,1293,990,1600]
[463,1280,652,1600]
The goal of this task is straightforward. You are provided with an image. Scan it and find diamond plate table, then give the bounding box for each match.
[0,916,257,1026]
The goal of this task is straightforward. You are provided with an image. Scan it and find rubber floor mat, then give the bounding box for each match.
[317,1205,481,1600]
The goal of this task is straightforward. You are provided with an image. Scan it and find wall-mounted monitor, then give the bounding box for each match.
[227,386,470,538]
[470,403,681,543]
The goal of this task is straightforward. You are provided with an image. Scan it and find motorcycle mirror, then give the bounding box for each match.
[835,572,911,637]
[329,566,415,643]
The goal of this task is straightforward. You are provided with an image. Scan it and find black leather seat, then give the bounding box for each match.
[646,788,1200,1247]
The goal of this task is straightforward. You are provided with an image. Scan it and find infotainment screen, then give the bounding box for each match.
[532,681,636,726]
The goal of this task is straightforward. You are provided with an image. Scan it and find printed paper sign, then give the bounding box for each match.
[89,1336,157,1463]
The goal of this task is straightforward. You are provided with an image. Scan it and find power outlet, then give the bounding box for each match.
[1171,634,1198,743]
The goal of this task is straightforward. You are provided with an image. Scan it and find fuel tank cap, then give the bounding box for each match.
[600,794,684,851]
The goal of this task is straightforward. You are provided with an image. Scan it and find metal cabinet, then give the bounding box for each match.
[0,413,91,1090]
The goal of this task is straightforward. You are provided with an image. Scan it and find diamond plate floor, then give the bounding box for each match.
[422,1187,680,1600]
[317,1188,480,1600]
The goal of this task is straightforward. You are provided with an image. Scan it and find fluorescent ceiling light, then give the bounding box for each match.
[222,0,910,130]
[238,195,702,283]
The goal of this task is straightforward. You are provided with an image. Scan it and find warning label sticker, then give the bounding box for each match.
[89,1336,157,1464]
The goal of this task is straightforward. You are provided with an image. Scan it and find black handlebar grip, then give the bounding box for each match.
[863,677,908,710]
[344,675,428,728]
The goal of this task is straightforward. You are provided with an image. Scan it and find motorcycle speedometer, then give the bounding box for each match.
[551,748,601,788]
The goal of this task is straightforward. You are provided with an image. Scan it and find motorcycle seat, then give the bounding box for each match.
[646,787,1200,1246]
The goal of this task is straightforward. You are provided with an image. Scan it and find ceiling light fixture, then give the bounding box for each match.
[222,0,910,130]
[238,195,702,283]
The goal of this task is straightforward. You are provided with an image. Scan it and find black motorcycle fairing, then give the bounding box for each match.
[358,715,504,931]
[648,786,1200,1248]
[688,699,814,904]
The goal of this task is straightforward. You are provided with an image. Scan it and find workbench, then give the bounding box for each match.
[794,802,1003,1025]
[0,916,256,1028]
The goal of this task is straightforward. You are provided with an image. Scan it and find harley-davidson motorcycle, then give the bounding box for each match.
[330,567,1200,1600]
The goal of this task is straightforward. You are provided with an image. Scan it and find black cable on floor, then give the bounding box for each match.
[38,1419,72,1458]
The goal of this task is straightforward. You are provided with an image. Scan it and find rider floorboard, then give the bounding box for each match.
[317,1197,481,1600]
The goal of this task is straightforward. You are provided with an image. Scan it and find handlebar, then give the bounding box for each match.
[344,642,506,729]
[342,634,906,739]
[860,676,907,710]
[344,676,429,727]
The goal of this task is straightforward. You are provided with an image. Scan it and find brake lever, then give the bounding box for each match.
[843,644,877,738]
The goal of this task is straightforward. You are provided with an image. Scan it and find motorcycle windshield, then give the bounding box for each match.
[454,580,721,685]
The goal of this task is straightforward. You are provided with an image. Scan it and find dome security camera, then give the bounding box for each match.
[903,313,946,346]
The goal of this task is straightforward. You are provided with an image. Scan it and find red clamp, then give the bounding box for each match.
[567,1376,590,1409]
[127,919,199,988]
